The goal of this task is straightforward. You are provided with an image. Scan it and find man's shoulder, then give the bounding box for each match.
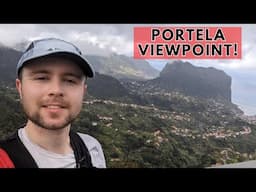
[77,132,106,168]
[77,132,102,150]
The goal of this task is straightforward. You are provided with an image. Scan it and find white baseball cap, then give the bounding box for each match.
[17,38,94,77]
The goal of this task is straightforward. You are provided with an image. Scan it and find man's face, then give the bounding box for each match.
[16,57,86,130]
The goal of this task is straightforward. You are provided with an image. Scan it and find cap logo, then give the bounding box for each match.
[47,48,59,52]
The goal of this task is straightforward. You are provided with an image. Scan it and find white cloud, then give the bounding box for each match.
[0,24,38,47]
[0,24,135,57]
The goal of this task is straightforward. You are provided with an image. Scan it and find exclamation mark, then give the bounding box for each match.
[234,43,237,56]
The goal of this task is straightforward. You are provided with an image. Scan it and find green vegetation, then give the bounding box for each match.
[1,84,256,167]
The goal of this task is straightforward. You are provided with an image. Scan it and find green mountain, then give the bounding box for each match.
[87,72,130,100]
[1,82,256,168]
[0,46,22,85]
[145,60,231,101]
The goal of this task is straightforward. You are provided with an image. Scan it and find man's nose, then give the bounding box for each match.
[48,79,64,97]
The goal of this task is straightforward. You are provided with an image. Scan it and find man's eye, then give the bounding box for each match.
[35,77,48,80]
[65,79,76,84]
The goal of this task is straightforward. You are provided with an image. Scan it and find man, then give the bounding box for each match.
[0,38,106,168]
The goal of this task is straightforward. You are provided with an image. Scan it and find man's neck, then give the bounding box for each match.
[24,121,73,154]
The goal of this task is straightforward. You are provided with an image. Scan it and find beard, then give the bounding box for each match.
[21,101,78,130]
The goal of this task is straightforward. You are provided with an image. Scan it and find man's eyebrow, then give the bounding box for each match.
[62,72,84,79]
[27,70,84,80]
[29,70,50,75]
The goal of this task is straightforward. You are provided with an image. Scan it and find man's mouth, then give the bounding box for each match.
[42,104,66,109]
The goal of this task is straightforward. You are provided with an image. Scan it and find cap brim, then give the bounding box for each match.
[51,52,94,78]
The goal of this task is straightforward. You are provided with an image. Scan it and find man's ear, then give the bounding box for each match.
[16,78,22,99]
[84,84,87,95]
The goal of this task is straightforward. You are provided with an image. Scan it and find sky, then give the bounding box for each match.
[0,24,255,116]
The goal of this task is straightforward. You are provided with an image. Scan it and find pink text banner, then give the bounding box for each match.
[134,27,242,59]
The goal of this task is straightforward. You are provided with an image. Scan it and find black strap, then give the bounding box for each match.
[69,130,94,168]
[0,131,38,168]
[0,130,94,168]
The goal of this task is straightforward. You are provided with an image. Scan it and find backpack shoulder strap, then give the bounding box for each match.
[0,131,38,168]
[69,130,94,168]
